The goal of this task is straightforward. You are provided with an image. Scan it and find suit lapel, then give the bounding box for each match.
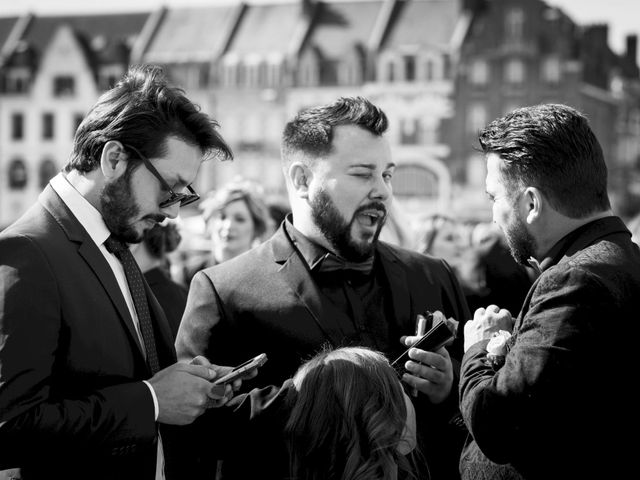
[39,185,147,361]
[271,227,347,346]
[377,243,412,330]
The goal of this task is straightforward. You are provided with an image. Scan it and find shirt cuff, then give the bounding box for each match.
[143,380,159,421]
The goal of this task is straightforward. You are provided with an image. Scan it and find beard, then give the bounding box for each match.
[310,188,386,262]
[100,166,155,244]
[503,209,537,266]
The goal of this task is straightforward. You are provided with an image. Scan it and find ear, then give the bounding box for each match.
[100,140,128,180]
[288,162,311,199]
[522,187,543,224]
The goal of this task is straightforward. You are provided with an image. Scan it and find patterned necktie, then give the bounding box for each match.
[104,236,160,375]
[316,252,375,275]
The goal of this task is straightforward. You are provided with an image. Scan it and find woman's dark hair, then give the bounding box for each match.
[286,346,414,480]
[478,103,610,218]
[66,64,232,173]
[142,222,182,260]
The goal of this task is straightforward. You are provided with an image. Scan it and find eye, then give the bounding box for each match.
[383,172,393,182]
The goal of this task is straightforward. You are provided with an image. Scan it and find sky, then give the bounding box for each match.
[0,0,638,62]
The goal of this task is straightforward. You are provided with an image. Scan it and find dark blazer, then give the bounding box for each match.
[176,224,471,479]
[459,217,640,480]
[0,185,176,480]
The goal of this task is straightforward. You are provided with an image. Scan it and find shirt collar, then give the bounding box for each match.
[50,172,111,247]
[531,216,617,273]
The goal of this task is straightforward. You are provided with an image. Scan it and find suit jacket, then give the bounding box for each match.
[459,217,640,480]
[0,185,176,480]
[176,224,471,479]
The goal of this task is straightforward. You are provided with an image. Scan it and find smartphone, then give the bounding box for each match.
[391,318,455,377]
[212,353,268,386]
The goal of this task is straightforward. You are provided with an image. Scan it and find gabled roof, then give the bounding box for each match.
[0,16,19,53]
[144,5,241,63]
[227,2,303,57]
[382,0,462,51]
[5,13,149,67]
[306,0,383,58]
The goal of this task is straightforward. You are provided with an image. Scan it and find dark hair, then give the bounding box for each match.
[65,64,232,173]
[142,222,182,259]
[478,103,610,218]
[286,346,413,480]
[199,179,271,240]
[281,96,388,164]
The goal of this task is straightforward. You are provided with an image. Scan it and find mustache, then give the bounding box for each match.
[143,214,166,224]
[355,202,388,219]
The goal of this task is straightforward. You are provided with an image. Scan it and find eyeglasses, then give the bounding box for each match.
[123,144,200,208]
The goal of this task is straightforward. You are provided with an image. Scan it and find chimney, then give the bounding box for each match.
[626,34,637,65]
[301,0,315,18]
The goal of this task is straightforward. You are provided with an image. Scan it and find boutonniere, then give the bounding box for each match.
[485,330,512,370]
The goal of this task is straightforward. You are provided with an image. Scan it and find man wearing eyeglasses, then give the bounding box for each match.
[0,65,242,480]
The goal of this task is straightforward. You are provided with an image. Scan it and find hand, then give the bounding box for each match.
[149,361,230,425]
[399,344,453,404]
[463,305,514,353]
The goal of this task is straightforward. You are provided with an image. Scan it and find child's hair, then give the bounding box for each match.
[286,346,416,480]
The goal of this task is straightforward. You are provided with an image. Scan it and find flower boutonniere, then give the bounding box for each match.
[485,330,512,370]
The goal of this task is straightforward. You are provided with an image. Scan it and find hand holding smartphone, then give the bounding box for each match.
[391,313,455,378]
[212,353,268,386]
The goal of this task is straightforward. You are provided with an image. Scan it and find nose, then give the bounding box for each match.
[370,174,391,202]
[161,202,180,219]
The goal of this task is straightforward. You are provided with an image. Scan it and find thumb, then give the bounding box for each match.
[183,363,217,381]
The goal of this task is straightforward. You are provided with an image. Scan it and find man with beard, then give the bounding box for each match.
[176,96,470,479]
[0,65,241,480]
[459,104,640,479]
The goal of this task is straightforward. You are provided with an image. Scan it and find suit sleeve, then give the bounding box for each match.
[0,235,156,463]
[175,270,223,363]
[459,267,611,464]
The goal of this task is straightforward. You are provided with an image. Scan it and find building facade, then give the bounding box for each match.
[1,0,638,228]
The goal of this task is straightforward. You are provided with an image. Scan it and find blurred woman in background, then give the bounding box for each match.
[200,179,271,265]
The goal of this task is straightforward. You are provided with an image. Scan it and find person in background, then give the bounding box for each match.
[182,179,272,287]
[176,96,471,479]
[0,64,244,480]
[460,104,640,479]
[132,221,188,339]
[214,346,419,480]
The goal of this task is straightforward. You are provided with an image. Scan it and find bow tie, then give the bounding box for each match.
[316,252,375,276]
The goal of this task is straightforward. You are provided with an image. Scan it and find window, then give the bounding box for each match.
[400,118,420,144]
[387,60,396,82]
[11,113,24,140]
[53,76,75,97]
[505,8,524,42]
[542,57,561,84]
[39,159,58,189]
[469,60,489,85]
[425,59,435,81]
[43,113,54,140]
[504,59,525,84]
[404,55,416,82]
[8,159,28,190]
[467,103,488,134]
